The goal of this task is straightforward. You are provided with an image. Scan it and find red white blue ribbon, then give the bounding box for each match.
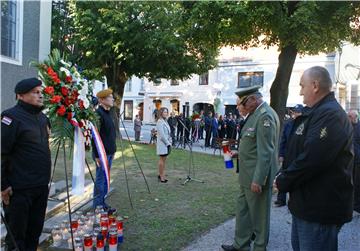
[89,122,110,194]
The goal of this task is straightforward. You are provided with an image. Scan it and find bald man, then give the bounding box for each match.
[275,66,353,251]
[348,110,360,213]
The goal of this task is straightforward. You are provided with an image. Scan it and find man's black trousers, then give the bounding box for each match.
[4,185,49,251]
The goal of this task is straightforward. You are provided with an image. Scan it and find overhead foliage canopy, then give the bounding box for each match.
[185,1,360,118]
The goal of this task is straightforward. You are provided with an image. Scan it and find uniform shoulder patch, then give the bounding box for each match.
[263,118,271,127]
[1,116,12,125]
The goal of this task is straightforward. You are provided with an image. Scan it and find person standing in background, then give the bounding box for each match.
[156,107,172,183]
[348,110,360,213]
[167,112,177,146]
[134,114,142,141]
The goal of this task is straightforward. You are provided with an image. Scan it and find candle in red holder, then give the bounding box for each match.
[83,234,93,251]
[109,222,117,232]
[71,219,79,229]
[116,216,123,230]
[96,233,104,251]
[109,215,116,225]
[108,231,118,251]
[101,226,108,240]
[100,216,109,228]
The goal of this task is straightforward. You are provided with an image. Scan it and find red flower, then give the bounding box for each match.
[78,100,85,110]
[64,97,73,106]
[78,121,84,128]
[47,67,55,75]
[50,95,62,104]
[70,120,78,126]
[56,105,66,116]
[67,112,72,121]
[44,86,54,96]
[61,86,69,96]
[72,90,79,98]
[52,76,61,84]
[65,76,72,83]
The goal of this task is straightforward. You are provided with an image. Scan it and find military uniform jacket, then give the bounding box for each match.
[238,102,280,188]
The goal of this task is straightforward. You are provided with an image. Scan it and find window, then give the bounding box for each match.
[170,79,179,86]
[238,71,264,88]
[124,100,133,120]
[140,78,145,91]
[199,72,209,85]
[153,78,161,86]
[125,79,132,92]
[1,0,22,63]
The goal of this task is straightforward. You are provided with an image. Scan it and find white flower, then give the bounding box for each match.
[60,67,71,76]
[79,80,89,97]
[82,98,90,109]
[60,60,71,68]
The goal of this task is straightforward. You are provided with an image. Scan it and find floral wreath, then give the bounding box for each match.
[33,49,98,148]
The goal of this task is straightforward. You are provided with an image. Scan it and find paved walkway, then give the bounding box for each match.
[182,203,360,251]
[121,121,360,251]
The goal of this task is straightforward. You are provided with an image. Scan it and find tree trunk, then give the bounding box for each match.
[105,64,128,139]
[270,44,298,126]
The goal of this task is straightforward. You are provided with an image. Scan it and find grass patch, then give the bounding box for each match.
[47,140,238,250]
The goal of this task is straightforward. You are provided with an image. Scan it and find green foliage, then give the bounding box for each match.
[51,1,219,98]
[189,1,359,54]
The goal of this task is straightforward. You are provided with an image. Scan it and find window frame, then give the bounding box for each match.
[237,71,264,88]
[0,0,23,65]
[199,72,209,85]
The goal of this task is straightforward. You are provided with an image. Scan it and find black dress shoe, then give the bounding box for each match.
[160,179,168,183]
[221,244,240,251]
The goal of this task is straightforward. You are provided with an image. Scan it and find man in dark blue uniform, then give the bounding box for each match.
[274,104,303,207]
[348,110,360,213]
[92,89,116,209]
[275,66,353,251]
[1,78,51,251]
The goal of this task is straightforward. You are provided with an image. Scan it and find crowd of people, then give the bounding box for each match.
[1,65,359,251]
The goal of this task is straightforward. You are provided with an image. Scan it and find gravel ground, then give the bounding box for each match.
[183,196,360,251]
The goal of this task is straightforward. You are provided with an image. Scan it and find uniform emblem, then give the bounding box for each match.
[295,123,304,135]
[263,119,270,127]
[1,116,12,125]
[320,127,327,139]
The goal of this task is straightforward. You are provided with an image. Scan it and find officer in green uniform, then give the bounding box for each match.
[222,86,280,251]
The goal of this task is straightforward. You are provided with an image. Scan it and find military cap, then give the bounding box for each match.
[290,104,303,113]
[235,85,262,104]
[96,88,113,98]
[15,78,42,94]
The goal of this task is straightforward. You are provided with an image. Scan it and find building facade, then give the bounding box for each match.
[1,0,52,110]
[121,44,360,123]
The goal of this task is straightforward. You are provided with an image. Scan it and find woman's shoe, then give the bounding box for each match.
[158,175,161,181]
[160,179,168,183]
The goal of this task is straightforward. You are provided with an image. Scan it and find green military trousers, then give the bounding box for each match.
[233,185,272,251]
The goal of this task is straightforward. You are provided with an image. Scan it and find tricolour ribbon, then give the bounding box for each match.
[89,121,110,194]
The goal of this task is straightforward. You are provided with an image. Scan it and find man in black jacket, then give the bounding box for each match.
[1,78,51,251]
[275,66,353,251]
[92,89,116,209]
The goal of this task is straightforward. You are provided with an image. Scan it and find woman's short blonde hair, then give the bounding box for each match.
[157,107,169,120]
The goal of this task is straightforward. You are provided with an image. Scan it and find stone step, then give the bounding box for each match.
[0,179,100,243]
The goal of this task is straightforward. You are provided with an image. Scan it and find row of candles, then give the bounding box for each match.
[52,206,125,250]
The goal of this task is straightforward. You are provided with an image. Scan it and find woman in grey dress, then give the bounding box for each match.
[156,107,172,183]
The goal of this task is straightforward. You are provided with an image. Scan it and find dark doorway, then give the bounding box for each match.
[225,105,239,117]
[193,103,214,115]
